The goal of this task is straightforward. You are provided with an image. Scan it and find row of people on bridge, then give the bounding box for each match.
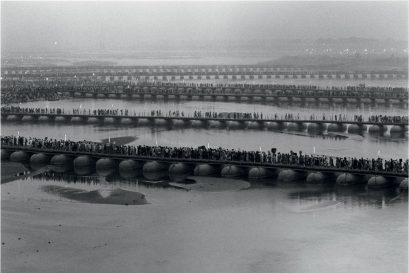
[193,111,262,119]
[2,65,404,72]
[5,69,392,76]
[2,79,407,95]
[0,67,317,75]
[1,106,65,114]
[1,87,61,105]
[2,136,408,174]
[368,115,408,123]
[131,81,408,93]
[1,86,407,106]
[2,106,408,124]
[3,69,407,78]
[2,77,407,91]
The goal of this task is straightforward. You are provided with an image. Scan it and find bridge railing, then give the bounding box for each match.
[2,135,408,178]
[2,107,409,125]
[55,88,409,99]
[2,144,408,177]
[2,78,408,93]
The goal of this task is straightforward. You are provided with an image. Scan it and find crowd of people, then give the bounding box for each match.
[2,106,64,114]
[123,82,408,98]
[2,79,407,105]
[2,106,408,125]
[193,111,263,119]
[3,67,407,88]
[1,86,62,105]
[2,135,408,174]
[136,81,324,90]
[368,115,409,124]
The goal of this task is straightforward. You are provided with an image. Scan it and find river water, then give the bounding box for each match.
[1,77,408,273]
[4,97,408,159]
[1,172,407,273]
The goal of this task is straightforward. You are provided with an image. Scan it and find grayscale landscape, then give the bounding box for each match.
[1,2,408,273]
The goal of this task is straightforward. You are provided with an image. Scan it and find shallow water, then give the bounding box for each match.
[6,123,407,159]
[1,174,407,273]
[3,98,408,159]
[1,78,408,273]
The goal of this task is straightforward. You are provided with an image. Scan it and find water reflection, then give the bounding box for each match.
[288,185,406,209]
[29,170,172,188]
[3,97,408,160]
[25,170,407,209]
[4,118,408,143]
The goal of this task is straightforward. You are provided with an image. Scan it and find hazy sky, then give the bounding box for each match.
[1,1,408,52]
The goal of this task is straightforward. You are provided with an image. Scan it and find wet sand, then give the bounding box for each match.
[41,185,148,205]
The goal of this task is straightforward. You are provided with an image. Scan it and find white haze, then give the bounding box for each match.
[1,1,408,53]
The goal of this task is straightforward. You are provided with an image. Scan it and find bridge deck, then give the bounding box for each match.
[68,91,408,99]
[2,65,408,76]
[2,112,408,126]
[2,145,408,178]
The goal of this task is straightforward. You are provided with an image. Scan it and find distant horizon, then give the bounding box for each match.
[2,36,407,55]
[2,1,407,53]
